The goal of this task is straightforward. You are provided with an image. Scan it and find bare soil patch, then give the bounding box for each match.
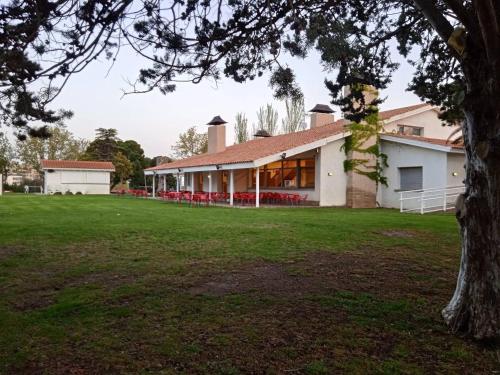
[187,249,454,301]
[0,246,20,262]
[379,230,416,238]
[9,271,137,312]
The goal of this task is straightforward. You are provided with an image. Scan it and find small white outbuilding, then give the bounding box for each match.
[41,160,115,195]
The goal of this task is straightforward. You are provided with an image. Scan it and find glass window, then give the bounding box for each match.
[283,160,297,168]
[248,169,265,188]
[247,159,315,189]
[412,127,422,136]
[282,167,297,188]
[266,168,282,187]
[399,167,423,191]
[300,159,315,168]
[267,161,282,169]
[300,168,315,188]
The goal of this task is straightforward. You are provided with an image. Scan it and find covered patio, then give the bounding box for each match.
[144,113,348,207]
[144,154,316,208]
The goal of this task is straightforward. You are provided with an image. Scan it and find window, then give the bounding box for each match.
[248,158,315,189]
[282,160,297,188]
[399,167,423,191]
[397,125,423,136]
[299,159,315,188]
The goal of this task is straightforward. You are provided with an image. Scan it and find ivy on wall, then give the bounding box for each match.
[341,108,388,187]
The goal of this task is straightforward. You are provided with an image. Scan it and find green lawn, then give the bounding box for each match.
[0,195,497,374]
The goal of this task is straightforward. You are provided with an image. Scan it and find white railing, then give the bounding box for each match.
[400,185,465,214]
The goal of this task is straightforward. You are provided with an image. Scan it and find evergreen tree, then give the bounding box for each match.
[83,128,119,161]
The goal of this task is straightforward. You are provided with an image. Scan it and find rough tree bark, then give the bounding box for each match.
[442,31,500,340]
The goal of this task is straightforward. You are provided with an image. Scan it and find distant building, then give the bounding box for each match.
[6,168,40,185]
[41,160,115,195]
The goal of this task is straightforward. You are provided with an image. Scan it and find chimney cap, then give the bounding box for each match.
[207,115,227,126]
[254,129,272,138]
[309,104,334,114]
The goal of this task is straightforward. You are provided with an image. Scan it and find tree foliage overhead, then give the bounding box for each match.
[0,0,472,136]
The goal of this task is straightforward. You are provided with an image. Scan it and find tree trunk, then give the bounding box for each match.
[442,47,500,340]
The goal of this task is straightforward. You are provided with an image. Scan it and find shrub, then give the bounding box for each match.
[64,191,74,195]
[75,191,82,195]
[53,191,62,195]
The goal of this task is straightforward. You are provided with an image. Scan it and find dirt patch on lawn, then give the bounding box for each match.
[187,249,454,301]
[379,230,416,238]
[0,246,21,262]
[9,271,137,312]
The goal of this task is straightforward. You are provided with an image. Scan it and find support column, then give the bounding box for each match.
[163,175,166,191]
[255,167,260,208]
[191,173,195,194]
[208,172,212,203]
[176,173,180,192]
[152,173,156,198]
[230,170,234,206]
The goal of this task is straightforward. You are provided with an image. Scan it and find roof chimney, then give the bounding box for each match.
[342,85,378,113]
[309,104,335,129]
[207,115,227,154]
[253,129,272,138]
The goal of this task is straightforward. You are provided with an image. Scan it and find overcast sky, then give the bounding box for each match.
[50,47,421,157]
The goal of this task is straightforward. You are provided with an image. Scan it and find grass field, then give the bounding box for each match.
[0,195,498,374]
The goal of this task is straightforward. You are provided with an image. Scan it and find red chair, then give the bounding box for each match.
[289,194,301,205]
[299,194,308,205]
[193,193,210,206]
[182,192,192,205]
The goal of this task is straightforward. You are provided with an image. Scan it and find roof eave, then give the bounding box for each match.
[146,130,350,175]
[380,134,464,153]
[382,104,435,124]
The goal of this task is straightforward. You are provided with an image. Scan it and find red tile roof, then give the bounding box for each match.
[379,103,431,120]
[148,103,435,171]
[381,133,464,149]
[147,122,348,171]
[41,160,115,171]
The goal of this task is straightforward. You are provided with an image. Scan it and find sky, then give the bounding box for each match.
[50,47,421,157]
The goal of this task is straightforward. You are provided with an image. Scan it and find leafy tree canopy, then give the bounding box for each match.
[83,128,119,161]
[16,124,87,174]
[171,126,208,159]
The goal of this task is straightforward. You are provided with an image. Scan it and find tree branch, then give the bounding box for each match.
[473,0,500,66]
[412,0,458,57]
[443,0,476,30]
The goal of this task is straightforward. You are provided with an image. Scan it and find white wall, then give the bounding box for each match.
[384,109,459,140]
[318,138,348,206]
[447,153,466,187]
[379,140,448,209]
[44,169,111,194]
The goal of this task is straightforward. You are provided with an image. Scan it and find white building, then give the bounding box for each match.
[145,102,464,209]
[41,160,115,195]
